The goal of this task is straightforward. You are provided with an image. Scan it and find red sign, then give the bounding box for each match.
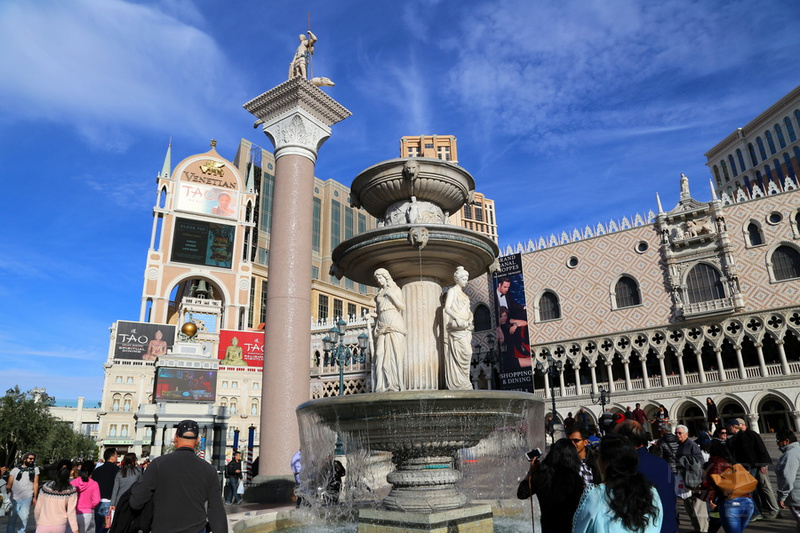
[218,330,264,367]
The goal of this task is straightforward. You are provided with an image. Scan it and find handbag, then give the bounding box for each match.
[104,507,115,529]
[710,463,758,499]
[237,481,245,495]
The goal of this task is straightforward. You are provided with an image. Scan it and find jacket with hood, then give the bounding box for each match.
[70,477,101,514]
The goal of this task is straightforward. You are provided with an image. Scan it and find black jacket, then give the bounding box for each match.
[109,488,153,533]
[727,428,772,467]
[92,462,120,499]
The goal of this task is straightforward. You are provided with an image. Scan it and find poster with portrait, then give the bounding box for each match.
[154,368,217,402]
[217,330,264,367]
[171,217,235,269]
[493,253,533,392]
[113,322,176,361]
[175,182,239,220]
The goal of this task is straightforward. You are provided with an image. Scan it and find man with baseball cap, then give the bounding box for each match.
[130,420,227,533]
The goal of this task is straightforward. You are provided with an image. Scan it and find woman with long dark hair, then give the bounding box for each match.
[703,440,753,533]
[706,398,720,433]
[517,438,585,533]
[111,453,142,507]
[69,460,100,533]
[34,459,78,533]
[573,434,662,533]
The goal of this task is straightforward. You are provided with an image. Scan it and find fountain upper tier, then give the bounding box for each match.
[332,158,499,286]
[350,157,474,218]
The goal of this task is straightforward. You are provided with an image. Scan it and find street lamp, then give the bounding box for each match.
[322,318,368,454]
[536,354,563,444]
[590,385,611,409]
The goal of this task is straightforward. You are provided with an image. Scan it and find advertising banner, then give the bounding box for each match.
[154,368,217,402]
[175,182,239,220]
[113,322,176,361]
[493,253,533,392]
[171,217,235,269]
[218,330,264,367]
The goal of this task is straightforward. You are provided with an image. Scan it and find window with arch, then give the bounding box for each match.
[121,425,129,437]
[220,397,228,409]
[746,221,764,246]
[785,153,796,178]
[614,276,641,308]
[748,143,758,167]
[538,291,561,321]
[686,264,725,303]
[123,394,132,412]
[251,399,259,415]
[728,155,738,177]
[771,246,800,281]
[736,149,746,172]
[785,117,797,142]
[230,398,238,415]
[765,131,777,155]
[112,394,121,412]
[713,166,722,186]
[721,160,730,181]
[109,425,117,437]
[774,159,783,180]
[473,304,492,331]
[775,124,787,148]
[765,163,774,181]
[757,137,768,161]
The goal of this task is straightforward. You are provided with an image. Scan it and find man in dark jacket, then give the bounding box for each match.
[568,428,601,484]
[92,448,119,533]
[726,417,781,519]
[130,420,227,533]
[225,451,243,505]
[675,425,707,533]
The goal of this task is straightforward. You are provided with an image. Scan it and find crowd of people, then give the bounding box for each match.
[524,405,800,533]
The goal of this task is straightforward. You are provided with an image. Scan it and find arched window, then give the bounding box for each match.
[472,304,492,331]
[614,276,641,308]
[775,124,787,149]
[785,117,797,142]
[538,291,561,321]
[112,395,120,412]
[728,155,738,177]
[784,153,796,178]
[686,264,725,303]
[230,399,238,415]
[795,110,800,132]
[772,246,800,281]
[123,395,132,412]
[748,143,758,167]
[765,163,774,181]
[251,400,259,415]
[747,222,764,246]
[757,137,768,161]
[736,149,747,172]
[713,166,722,186]
[765,131,777,155]
[721,160,730,181]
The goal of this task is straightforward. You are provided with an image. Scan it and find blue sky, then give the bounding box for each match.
[2,0,799,402]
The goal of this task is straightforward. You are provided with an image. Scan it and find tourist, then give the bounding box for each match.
[111,453,141,507]
[6,452,39,533]
[129,420,226,533]
[657,422,678,472]
[651,405,669,435]
[517,438,584,533]
[568,428,601,484]
[706,398,720,433]
[776,429,800,530]
[34,459,79,533]
[91,448,118,533]
[632,403,648,426]
[675,424,708,533]
[70,460,100,533]
[573,434,662,533]
[713,427,728,442]
[726,418,780,520]
[599,409,615,436]
[224,451,243,505]
[703,440,754,533]
[324,460,346,505]
[564,412,576,434]
[614,420,678,533]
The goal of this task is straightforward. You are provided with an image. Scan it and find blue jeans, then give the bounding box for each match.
[94,500,112,533]
[6,498,31,533]
[226,477,241,504]
[720,497,754,533]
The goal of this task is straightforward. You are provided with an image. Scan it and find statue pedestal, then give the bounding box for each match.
[358,505,493,533]
[401,279,442,390]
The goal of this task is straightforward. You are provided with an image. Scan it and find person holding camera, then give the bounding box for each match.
[517,439,585,533]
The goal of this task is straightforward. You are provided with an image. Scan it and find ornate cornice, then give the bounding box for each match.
[243,77,351,127]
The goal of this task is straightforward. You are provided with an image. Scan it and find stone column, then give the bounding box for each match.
[640,357,650,389]
[573,366,582,394]
[399,278,441,390]
[676,356,687,386]
[152,424,164,457]
[735,345,747,380]
[776,340,791,375]
[133,424,147,457]
[605,361,614,392]
[747,413,761,434]
[714,348,727,382]
[622,359,632,390]
[245,77,351,477]
[589,363,599,395]
[755,343,768,377]
[694,349,706,383]
[657,355,667,388]
[558,369,566,397]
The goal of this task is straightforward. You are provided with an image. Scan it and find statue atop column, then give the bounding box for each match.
[289,30,317,80]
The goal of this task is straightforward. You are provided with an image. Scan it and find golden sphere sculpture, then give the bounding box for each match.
[181,322,198,338]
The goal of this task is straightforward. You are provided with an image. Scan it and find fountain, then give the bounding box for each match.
[294,157,544,532]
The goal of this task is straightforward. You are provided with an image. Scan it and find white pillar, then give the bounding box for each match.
[735,346,747,380]
[695,348,706,383]
[640,357,650,389]
[755,343,768,377]
[714,348,727,382]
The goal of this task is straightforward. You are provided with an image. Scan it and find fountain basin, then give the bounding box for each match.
[297,390,541,514]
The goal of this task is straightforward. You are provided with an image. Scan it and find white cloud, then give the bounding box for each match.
[0,0,245,151]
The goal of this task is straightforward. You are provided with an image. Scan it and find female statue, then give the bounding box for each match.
[444,266,474,390]
[373,268,406,392]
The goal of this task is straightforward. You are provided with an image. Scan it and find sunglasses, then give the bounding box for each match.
[570,438,584,443]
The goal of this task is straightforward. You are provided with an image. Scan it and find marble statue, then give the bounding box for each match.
[373,268,406,392]
[289,30,317,80]
[443,266,474,390]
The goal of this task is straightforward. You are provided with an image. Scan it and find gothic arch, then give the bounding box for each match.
[750,388,794,414]
[766,241,800,282]
[609,273,643,310]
